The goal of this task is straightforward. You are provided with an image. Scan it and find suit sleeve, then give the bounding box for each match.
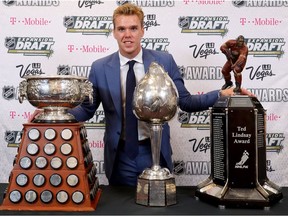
[167,54,219,112]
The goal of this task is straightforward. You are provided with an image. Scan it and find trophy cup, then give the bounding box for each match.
[133,62,178,206]
[0,75,101,211]
[18,75,93,122]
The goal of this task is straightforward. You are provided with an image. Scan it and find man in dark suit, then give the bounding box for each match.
[69,3,254,186]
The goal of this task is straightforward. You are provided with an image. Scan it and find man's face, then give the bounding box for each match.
[113,14,144,59]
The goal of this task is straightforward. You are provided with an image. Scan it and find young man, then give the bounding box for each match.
[69,3,254,186]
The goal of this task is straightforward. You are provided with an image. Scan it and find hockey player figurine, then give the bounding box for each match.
[220,35,248,94]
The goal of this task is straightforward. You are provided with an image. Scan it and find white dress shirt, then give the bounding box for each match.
[119,50,150,141]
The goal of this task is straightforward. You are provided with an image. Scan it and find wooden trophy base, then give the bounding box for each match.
[0,122,101,211]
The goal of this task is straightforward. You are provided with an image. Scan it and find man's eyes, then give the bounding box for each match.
[117,27,138,32]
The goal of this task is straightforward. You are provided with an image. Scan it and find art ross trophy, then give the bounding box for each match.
[133,62,178,206]
[18,75,93,122]
[0,75,101,211]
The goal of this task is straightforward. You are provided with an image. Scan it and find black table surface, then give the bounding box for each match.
[0,183,287,215]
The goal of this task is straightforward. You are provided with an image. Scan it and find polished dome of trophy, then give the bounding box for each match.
[18,75,93,123]
[133,61,178,206]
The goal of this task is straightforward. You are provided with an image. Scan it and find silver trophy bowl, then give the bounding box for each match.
[18,75,93,122]
[133,62,178,206]
[133,62,178,124]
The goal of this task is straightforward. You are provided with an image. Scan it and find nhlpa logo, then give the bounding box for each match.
[5,37,55,57]
[63,16,112,36]
[235,150,249,169]
[178,16,229,36]
[2,86,15,100]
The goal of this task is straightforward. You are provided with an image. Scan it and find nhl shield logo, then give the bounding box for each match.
[57,65,70,75]
[2,86,15,100]
[63,16,75,28]
[5,131,16,143]
[5,37,16,49]
[116,0,129,6]
[173,160,185,175]
[2,0,16,6]
[178,111,190,124]
[178,17,189,29]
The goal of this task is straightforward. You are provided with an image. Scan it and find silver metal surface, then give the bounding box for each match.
[18,75,93,122]
[60,143,73,155]
[44,143,56,155]
[50,157,62,169]
[28,128,40,141]
[44,128,56,140]
[27,143,39,155]
[133,62,178,206]
[9,190,22,203]
[67,174,79,187]
[61,128,73,140]
[25,190,37,203]
[33,174,46,187]
[72,191,84,204]
[133,62,178,124]
[56,191,69,204]
[66,156,78,169]
[50,174,62,187]
[19,156,32,169]
[40,190,53,203]
[35,156,48,169]
[16,173,28,187]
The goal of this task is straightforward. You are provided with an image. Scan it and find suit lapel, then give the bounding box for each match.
[105,53,122,118]
[143,49,156,73]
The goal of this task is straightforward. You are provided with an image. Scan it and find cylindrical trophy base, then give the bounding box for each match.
[33,108,77,123]
[136,175,176,206]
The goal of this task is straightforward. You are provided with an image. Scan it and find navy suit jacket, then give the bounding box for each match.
[69,48,219,180]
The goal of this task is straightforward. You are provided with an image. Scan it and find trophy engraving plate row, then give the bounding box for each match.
[195,96,283,208]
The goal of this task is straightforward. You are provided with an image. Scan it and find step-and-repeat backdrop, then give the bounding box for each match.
[0,0,287,186]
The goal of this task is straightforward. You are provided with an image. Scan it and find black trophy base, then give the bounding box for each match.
[136,177,177,206]
[195,177,283,208]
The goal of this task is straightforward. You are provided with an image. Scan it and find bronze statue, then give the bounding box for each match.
[220,35,248,94]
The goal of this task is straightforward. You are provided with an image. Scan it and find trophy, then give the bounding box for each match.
[133,62,178,206]
[0,75,101,211]
[18,75,93,122]
[195,96,283,208]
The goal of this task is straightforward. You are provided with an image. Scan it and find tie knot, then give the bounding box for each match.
[127,60,136,69]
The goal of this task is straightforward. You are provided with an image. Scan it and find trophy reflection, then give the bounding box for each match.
[133,62,178,206]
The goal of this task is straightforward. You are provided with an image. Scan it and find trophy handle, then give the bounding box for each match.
[18,80,27,104]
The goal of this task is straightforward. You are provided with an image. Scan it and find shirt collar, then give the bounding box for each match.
[119,49,143,66]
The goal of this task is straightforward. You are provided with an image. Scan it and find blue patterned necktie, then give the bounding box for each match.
[125,60,138,159]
